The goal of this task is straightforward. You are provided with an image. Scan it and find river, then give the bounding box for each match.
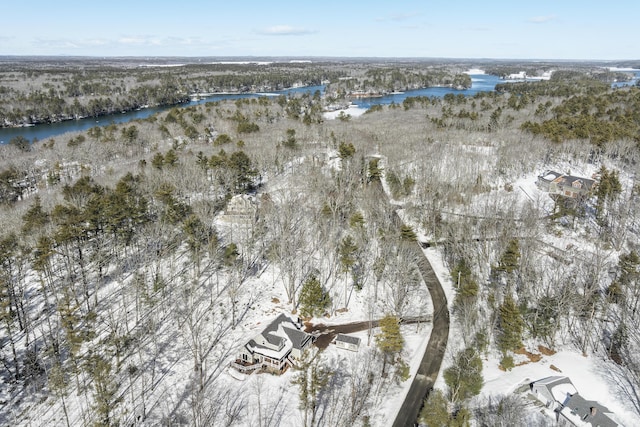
[0,75,503,144]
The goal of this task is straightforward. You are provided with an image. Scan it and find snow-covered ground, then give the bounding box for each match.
[323,105,368,120]
[482,349,638,426]
[426,228,640,425]
[607,67,640,72]
[419,162,640,426]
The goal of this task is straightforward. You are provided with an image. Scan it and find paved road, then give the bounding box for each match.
[306,225,450,426]
[391,227,450,426]
[307,179,450,426]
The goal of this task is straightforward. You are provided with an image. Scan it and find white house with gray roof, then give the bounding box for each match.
[232,314,314,374]
[335,334,361,352]
[529,376,620,426]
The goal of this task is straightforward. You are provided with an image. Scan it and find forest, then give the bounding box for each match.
[1,60,640,426]
[0,58,471,128]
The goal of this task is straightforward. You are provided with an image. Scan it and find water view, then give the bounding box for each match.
[1,74,503,144]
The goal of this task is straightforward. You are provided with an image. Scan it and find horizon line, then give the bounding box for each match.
[0,54,639,63]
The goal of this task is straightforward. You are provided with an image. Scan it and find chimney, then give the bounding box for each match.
[590,407,597,416]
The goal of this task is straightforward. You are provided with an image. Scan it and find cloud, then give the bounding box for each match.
[257,25,316,36]
[118,36,162,46]
[164,36,204,46]
[527,15,556,24]
[33,38,81,49]
[83,39,110,46]
[29,36,210,54]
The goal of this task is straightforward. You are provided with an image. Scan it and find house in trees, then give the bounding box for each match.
[530,376,577,410]
[529,376,619,426]
[218,194,257,224]
[231,314,314,374]
[335,334,361,352]
[536,170,596,199]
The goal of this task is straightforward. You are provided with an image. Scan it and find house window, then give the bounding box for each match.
[242,354,248,361]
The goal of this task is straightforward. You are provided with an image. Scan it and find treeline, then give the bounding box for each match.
[496,73,610,97]
[486,64,633,83]
[0,62,345,127]
[326,67,471,97]
[521,87,640,145]
[0,82,188,127]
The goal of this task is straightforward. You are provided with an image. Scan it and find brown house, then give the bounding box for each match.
[537,170,596,199]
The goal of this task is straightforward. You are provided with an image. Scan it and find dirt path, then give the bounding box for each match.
[305,317,429,350]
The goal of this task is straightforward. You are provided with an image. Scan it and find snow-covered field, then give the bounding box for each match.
[323,105,368,120]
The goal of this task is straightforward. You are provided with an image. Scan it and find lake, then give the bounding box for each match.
[0,75,502,144]
[350,73,503,108]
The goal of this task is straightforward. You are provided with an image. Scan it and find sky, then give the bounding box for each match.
[1,0,638,60]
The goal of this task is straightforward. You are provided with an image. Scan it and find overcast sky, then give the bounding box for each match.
[1,0,638,60]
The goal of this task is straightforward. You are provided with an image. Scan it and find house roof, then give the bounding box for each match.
[282,326,312,350]
[531,376,619,427]
[539,170,562,182]
[555,175,595,191]
[531,376,577,406]
[336,334,361,346]
[244,314,312,359]
[537,170,596,192]
[262,314,290,346]
[562,393,619,427]
[246,339,291,361]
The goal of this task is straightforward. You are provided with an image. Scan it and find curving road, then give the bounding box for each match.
[391,236,450,427]
[307,179,450,426]
[375,179,451,426]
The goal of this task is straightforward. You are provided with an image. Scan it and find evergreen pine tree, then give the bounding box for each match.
[151,152,164,169]
[451,258,479,309]
[418,389,450,426]
[338,142,356,159]
[376,315,404,376]
[298,276,331,318]
[444,347,483,403]
[595,166,622,220]
[497,239,520,274]
[21,196,50,234]
[339,236,358,273]
[86,353,119,427]
[497,295,524,353]
[400,225,417,241]
[368,158,382,183]
[49,362,72,427]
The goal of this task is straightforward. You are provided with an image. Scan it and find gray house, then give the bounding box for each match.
[335,334,361,352]
[529,376,619,426]
[232,314,314,374]
[561,393,619,427]
[537,170,596,199]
